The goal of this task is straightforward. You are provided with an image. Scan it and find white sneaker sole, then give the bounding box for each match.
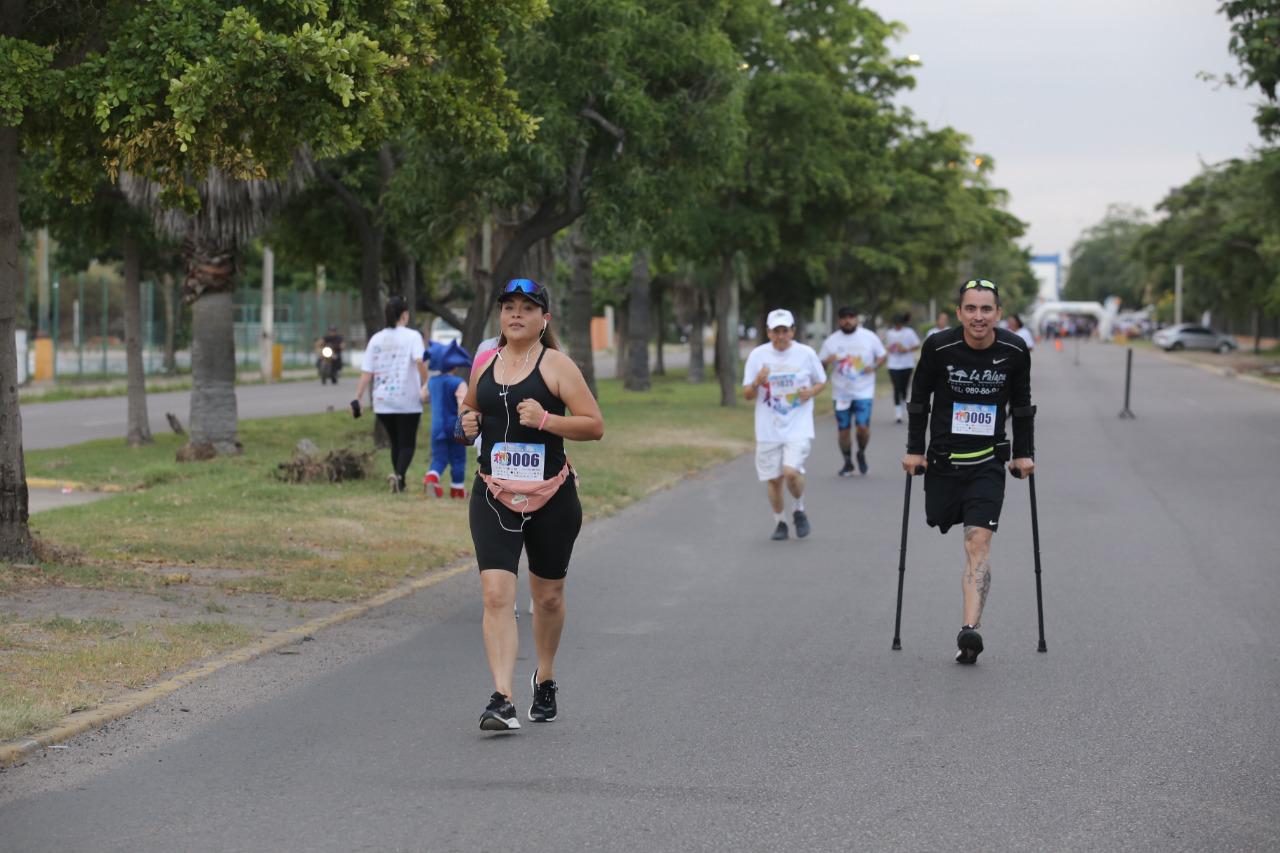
[480,713,521,731]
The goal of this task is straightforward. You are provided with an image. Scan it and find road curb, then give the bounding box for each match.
[0,560,474,769]
[1146,347,1280,391]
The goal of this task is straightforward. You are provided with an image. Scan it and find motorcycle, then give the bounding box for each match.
[317,346,342,384]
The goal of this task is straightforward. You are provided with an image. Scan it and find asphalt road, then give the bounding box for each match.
[2,342,1277,851]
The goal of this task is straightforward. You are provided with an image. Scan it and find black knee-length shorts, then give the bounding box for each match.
[924,461,1006,535]
[469,475,582,579]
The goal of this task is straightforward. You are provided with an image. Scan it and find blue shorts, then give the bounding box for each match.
[834,399,873,430]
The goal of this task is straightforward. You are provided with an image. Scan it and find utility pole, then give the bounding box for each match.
[260,245,275,382]
[1174,264,1183,326]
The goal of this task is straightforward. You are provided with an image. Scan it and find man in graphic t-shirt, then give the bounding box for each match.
[743,309,827,541]
[817,306,886,476]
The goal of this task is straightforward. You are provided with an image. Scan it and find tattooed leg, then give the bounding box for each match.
[962,525,994,628]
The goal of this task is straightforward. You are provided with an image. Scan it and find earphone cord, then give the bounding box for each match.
[485,329,546,534]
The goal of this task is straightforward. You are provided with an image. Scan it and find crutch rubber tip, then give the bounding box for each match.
[1037,642,1047,653]
[892,639,902,650]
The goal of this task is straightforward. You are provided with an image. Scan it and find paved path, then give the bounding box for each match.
[2,341,1277,851]
[16,346,705,451]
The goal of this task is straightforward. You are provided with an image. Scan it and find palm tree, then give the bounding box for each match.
[121,166,305,457]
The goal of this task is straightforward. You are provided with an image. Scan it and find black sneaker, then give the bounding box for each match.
[856,450,868,475]
[528,669,558,722]
[770,521,789,541]
[955,625,984,665]
[793,510,811,538]
[839,460,856,477]
[479,691,521,731]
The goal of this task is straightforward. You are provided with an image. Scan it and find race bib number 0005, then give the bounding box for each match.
[952,402,997,436]
[491,442,546,481]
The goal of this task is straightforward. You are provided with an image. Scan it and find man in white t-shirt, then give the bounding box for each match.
[882,313,922,424]
[817,306,886,476]
[743,308,827,540]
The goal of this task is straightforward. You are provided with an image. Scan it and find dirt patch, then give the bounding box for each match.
[0,585,345,634]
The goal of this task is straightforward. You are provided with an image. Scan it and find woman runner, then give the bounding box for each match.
[458,278,604,731]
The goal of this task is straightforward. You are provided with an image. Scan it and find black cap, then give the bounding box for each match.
[497,278,550,312]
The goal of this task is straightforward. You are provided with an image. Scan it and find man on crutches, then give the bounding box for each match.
[901,279,1035,664]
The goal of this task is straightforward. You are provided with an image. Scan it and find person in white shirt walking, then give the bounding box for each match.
[1007,314,1036,349]
[743,309,827,540]
[817,306,886,476]
[883,313,922,423]
[353,296,429,493]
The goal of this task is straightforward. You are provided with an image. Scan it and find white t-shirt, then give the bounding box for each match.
[924,325,949,339]
[817,327,886,402]
[1015,327,1036,349]
[883,326,922,370]
[741,342,827,442]
[361,326,426,413]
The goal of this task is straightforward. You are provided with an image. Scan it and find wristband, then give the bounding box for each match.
[538,411,550,431]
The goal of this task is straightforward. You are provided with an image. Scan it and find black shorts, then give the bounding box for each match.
[924,460,1006,535]
[469,475,582,579]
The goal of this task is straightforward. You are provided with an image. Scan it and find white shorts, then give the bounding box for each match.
[755,440,811,481]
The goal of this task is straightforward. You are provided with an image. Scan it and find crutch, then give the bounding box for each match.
[1011,468,1047,652]
[891,465,926,650]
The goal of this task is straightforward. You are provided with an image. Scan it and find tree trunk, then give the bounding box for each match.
[161,272,177,374]
[122,230,153,446]
[1253,307,1261,354]
[394,242,416,328]
[357,222,385,341]
[0,122,34,562]
[688,289,705,383]
[653,277,666,376]
[624,250,651,391]
[614,299,629,381]
[566,222,597,396]
[714,252,740,407]
[180,235,241,459]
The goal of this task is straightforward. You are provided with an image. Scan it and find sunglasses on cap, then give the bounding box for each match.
[962,279,998,293]
[502,278,544,296]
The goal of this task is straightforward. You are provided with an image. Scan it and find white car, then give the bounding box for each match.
[1152,324,1238,353]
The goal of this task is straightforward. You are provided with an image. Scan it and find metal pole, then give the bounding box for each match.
[51,276,60,377]
[101,277,109,376]
[1118,347,1136,419]
[260,245,275,382]
[892,469,923,650]
[1174,264,1183,326]
[1029,473,1047,653]
[77,276,84,376]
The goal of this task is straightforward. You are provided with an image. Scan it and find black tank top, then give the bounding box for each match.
[476,347,567,476]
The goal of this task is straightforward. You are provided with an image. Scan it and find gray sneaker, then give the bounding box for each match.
[770,521,789,541]
[793,510,811,538]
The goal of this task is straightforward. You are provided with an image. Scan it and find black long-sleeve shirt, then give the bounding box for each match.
[906,327,1034,459]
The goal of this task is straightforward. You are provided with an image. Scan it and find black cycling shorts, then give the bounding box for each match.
[924,460,1006,535]
[469,475,582,579]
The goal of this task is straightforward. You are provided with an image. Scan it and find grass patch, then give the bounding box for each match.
[0,616,251,741]
[23,372,754,601]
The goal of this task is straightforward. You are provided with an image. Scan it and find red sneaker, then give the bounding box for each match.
[423,471,443,498]
[450,486,466,499]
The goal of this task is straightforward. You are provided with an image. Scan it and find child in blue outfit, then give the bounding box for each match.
[425,341,472,498]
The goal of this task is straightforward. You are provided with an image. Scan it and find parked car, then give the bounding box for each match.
[1152,324,1238,353]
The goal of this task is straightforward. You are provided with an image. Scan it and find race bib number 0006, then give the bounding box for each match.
[491,442,546,481]
[951,402,997,436]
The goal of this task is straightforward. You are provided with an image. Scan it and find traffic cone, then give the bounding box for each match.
[1054,339,1063,352]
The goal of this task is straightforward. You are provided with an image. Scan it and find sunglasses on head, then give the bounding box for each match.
[963,279,998,293]
[503,278,544,296]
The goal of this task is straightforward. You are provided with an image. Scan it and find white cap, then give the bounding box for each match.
[766,308,795,329]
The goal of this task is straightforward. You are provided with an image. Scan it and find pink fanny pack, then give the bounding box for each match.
[478,461,576,513]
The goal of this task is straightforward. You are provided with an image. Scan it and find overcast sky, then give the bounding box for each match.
[873,0,1263,259]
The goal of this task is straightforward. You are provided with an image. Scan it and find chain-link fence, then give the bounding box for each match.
[20,272,363,380]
